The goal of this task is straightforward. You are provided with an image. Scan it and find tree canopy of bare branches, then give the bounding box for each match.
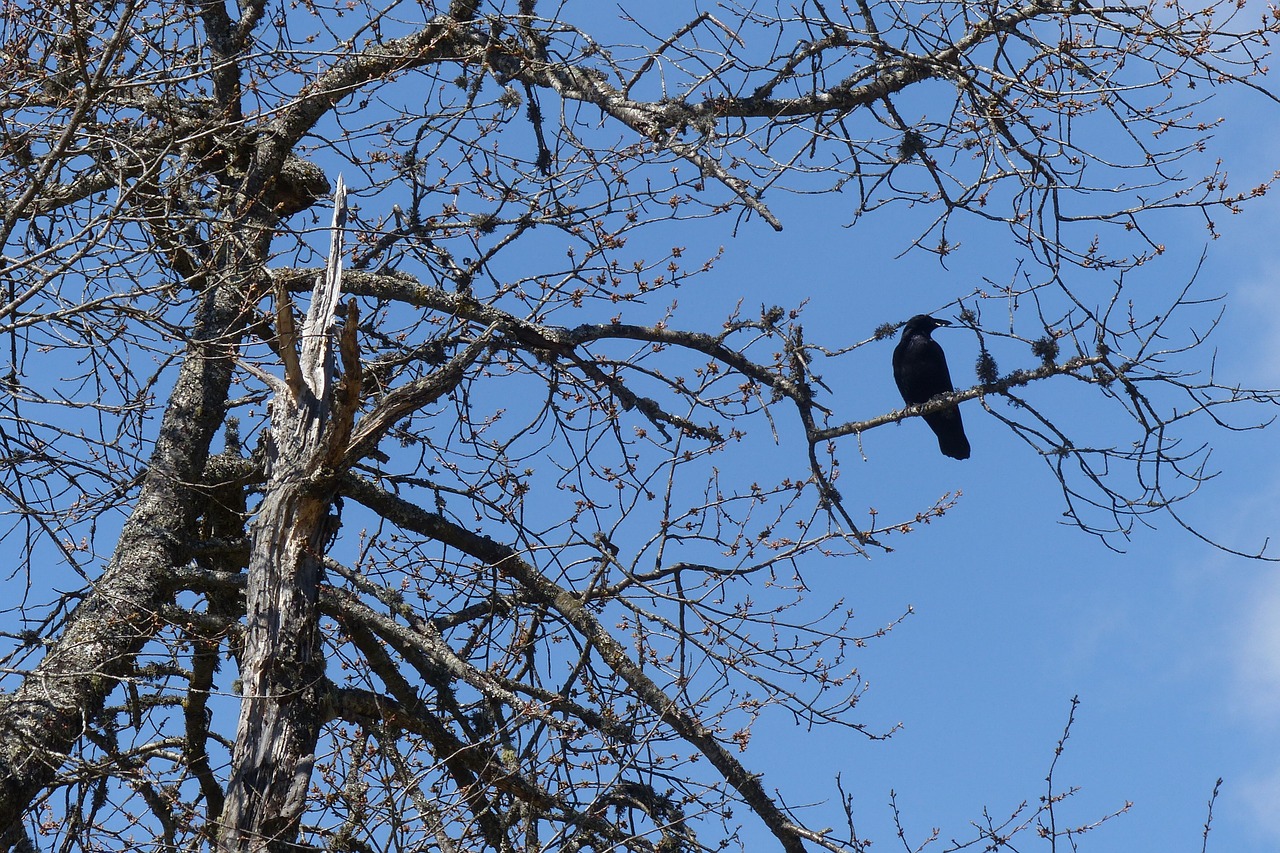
[0,0,1276,850]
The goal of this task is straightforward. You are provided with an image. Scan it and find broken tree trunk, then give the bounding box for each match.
[217,178,361,852]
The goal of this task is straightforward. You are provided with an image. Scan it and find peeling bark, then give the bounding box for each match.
[217,180,359,853]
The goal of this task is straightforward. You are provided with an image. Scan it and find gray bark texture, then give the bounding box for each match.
[0,4,1274,850]
[216,180,360,853]
[0,216,273,836]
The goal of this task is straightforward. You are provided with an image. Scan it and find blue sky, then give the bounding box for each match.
[8,2,1279,848]
[298,2,1280,842]
[647,81,1280,848]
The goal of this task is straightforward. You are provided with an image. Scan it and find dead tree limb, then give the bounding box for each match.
[218,178,359,853]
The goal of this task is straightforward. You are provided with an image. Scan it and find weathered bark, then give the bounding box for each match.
[0,225,268,837]
[217,180,359,853]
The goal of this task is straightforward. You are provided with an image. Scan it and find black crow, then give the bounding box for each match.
[893,314,971,460]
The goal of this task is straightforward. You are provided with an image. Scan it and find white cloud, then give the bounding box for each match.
[1216,564,1280,847]
[1230,257,1280,388]
[1234,575,1280,714]
[1234,766,1280,846]
[1213,186,1280,387]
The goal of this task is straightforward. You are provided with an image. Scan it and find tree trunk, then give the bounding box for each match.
[217,180,359,852]
[0,220,269,837]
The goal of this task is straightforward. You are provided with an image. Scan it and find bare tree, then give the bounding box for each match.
[0,0,1275,851]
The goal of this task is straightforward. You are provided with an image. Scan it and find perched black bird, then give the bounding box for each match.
[893,314,971,460]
